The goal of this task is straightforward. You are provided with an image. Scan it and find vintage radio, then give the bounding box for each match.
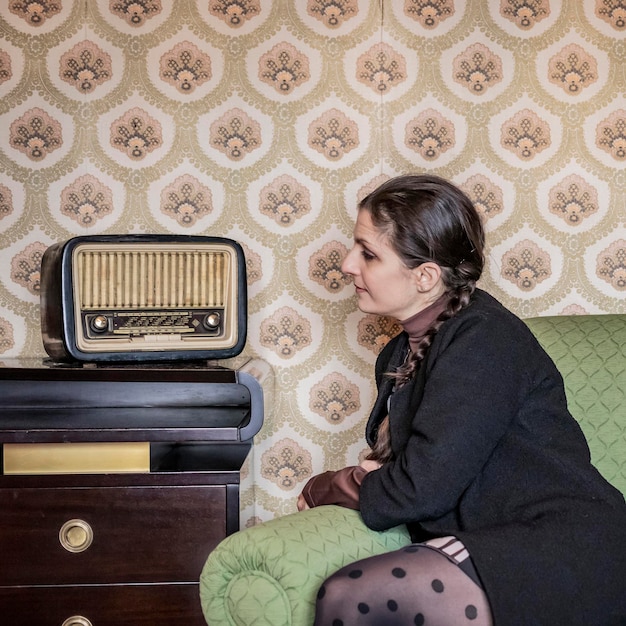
[40,235,247,362]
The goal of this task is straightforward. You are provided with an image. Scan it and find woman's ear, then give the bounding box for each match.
[413,262,443,293]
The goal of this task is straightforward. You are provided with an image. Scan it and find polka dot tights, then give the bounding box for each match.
[314,543,493,626]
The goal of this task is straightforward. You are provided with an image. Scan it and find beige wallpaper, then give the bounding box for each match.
[0,0,624,526]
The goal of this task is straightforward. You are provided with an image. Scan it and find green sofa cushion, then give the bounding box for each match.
[524,314,626,496]
[199,505,410,625]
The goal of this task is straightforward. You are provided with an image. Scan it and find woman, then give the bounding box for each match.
[298,174,626,625]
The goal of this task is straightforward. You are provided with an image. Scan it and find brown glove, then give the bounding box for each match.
[300,466,369,510]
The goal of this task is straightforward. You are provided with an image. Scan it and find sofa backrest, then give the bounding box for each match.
[524,315,626,497]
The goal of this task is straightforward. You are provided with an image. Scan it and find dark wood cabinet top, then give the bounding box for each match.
[0,357,237,383]
[0,358,264,452]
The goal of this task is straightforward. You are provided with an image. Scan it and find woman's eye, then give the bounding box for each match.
[362,249,375,261]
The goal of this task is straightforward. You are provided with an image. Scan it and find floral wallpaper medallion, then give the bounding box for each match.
[489,0,559,36]
[460,174,504,223]
[0,318,15,355]
[60,175,114,226]
[259,42,310,94]
[308,241,349,294]
[9,0,62,26]
[260,438,312,490]
[159,41,212,94]
[404,0,454,28]
[0,50,12,85]
[60,41,112,94]
[583,230,626,300]
[210,108,262,161]
[356,42,407,94]
[357,314,401,355]
[307,0,358,28]
[537,33,608,103]
[308,108,360,161]
[9,108,62,161]
[548,43,598,95]
[443,34,513,102]
[596,110,626,161]
[548,175,599,226]
[160,174,213,227]
[209,0,261,27]
[259,174,311,226]
[246,162,319,234]
[405,109,455,160]
[10,242,47,297]
[501,108,551,161]
[110,107,163,160]
[254,174,311,227]
[0,184,14,221]
[352,172,392,206]
[297,102,370,167]
[242,245,262,287]
[597,241,626,291]
[453,43,503,95]
[536,165,607,235]
[501,239,551,292]
[248,31,320,102]
[109,0,162,27]
[499,0,550,30]
[260,306,312,359]
[0,179,23,232]
[595,0,626,30]
[309,372,360,425]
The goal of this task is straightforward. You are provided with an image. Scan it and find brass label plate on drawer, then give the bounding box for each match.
[3,442,150,474]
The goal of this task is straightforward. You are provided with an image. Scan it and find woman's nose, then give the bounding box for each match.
[341,248,356,275]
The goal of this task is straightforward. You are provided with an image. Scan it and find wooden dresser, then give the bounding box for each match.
[0,358,265,625]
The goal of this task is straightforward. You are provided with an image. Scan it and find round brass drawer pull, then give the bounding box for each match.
[59,519,94,553]
[61,617,93,626]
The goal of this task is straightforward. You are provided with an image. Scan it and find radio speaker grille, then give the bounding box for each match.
[77,250,228,310]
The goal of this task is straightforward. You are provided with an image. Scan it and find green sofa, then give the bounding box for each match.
[199,314,626,625]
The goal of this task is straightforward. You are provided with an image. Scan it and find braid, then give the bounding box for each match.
[365,414,393,463]
[394,280,475,387]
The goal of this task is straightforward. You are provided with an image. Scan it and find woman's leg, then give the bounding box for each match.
[314,538,493,626]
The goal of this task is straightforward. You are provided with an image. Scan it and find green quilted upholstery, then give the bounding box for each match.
[200,314,626,626]
[524,315,626,496]
[199,505,410,625]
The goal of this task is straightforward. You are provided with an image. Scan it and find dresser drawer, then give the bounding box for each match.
[0,583,207,625]
[0,483,228,586]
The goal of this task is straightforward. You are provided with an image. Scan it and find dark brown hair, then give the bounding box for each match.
[361,174,485,462]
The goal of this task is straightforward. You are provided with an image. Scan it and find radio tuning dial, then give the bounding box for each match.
[91,315,108,333]
[204,312,221,329]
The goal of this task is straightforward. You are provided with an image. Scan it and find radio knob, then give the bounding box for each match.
[90,315,108,333]
[204,312,221,329]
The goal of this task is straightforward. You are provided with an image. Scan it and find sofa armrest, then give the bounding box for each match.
[199,505,411,625]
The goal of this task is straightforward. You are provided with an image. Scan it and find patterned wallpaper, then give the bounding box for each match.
[0,0,624,526]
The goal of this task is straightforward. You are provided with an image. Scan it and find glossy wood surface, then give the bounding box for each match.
[0,360,252,622]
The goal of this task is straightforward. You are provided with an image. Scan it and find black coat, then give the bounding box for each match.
[359,290,626,625]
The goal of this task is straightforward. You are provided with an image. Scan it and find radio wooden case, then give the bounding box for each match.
[40,235,247,362]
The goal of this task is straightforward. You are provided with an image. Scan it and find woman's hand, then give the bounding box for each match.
[296,461,382,511]
[296,493,310,511]
[360,459,382,472]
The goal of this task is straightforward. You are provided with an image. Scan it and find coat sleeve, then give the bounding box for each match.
[359,310,538,531]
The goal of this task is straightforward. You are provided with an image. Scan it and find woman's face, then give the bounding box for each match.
[341,209,440,321]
